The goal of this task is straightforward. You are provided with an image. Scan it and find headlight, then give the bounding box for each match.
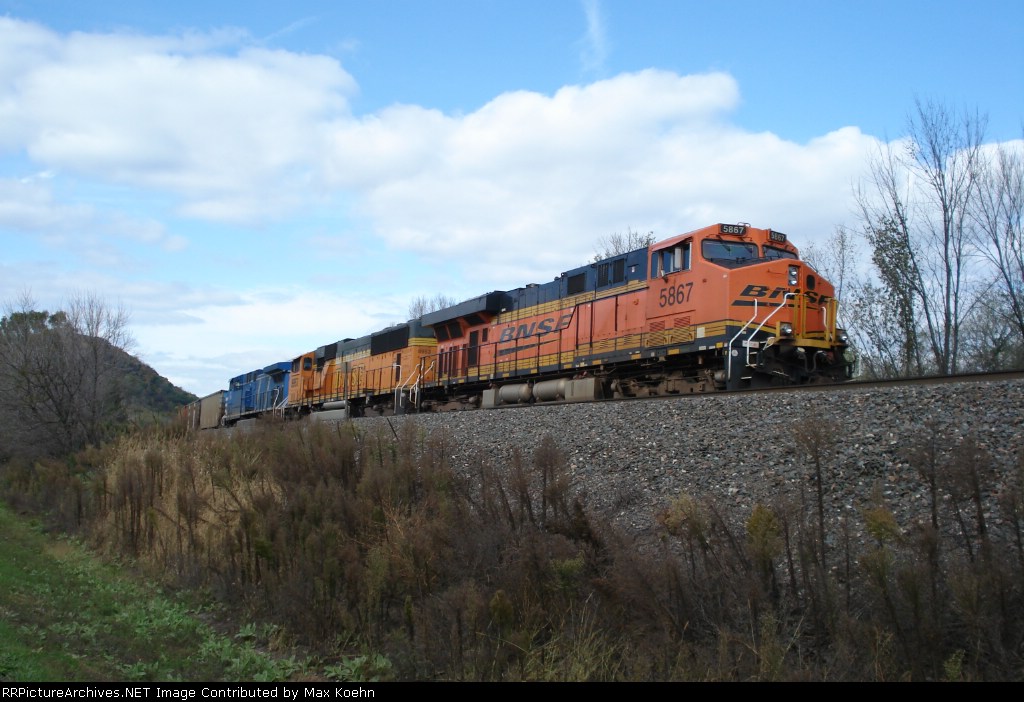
[788,265,799,286]
[780,322,793,336]
[839,332,849,343]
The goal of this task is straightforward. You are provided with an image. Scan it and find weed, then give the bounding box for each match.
[3,418,1023,681]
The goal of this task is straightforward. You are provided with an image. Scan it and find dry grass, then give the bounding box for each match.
[2,416,1023,681]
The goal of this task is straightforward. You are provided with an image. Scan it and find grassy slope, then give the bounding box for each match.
[0,503,310,683]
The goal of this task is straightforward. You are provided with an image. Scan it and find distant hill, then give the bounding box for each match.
[0,317,200,460]
[115,347,198,417]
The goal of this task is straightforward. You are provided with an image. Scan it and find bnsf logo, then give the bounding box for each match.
[498,313,573,342]
[739,285,832,306]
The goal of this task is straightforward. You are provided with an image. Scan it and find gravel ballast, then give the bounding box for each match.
[355,377,1024,552]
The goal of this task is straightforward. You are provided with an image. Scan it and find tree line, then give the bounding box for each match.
[0,292,134,460]
[804,99,1024,378]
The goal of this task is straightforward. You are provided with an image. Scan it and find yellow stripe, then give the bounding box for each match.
[339,349,371,363]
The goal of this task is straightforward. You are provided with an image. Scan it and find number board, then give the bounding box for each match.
[720,224,746,235]
[768,230,787,243]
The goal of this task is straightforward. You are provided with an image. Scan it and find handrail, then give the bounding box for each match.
[726,292,797,382]
[392,363,404,409]
[745,292,797,367]
[415,360,436,405]
[823,297,840,344]
[273,386,288,417]
[394,363,424,411]
[726,299,760,384]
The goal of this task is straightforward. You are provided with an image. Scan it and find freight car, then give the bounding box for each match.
[184,222,855,426]
[181,389,225,430]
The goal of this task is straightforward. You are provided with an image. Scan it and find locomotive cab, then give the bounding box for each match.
[640,223,852,391]
[288,351,316,409]
[697,224,850,388]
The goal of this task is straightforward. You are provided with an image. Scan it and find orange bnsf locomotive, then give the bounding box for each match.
[183,223,853,427]
[269,222,853,421]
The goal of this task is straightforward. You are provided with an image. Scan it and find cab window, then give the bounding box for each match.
[702,240,758,265]
[764,245,797,260]
[650,240,691,278]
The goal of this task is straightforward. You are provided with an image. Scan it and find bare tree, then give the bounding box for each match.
[0,292,135,458]
[65,292,135,449]
[855,99,986,375]
[842,277,920,379]
[801,225,859,316]
[804,226,909,378]
[969,138,1024,348]
[957,297,1024,371]
[408,293,459,320]
[590,228,656,262]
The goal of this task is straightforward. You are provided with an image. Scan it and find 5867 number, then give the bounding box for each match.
[658,282,693,307]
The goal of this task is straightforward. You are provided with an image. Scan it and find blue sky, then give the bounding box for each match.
[1,1,1022,397]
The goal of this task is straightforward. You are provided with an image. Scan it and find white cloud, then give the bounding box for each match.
[578,0,609,74]
[0,177,85,231]
[0,177,185,265]
[0,18,356,222]
[326,70,878,286]
[135,286,411,395]
[1,18,876,267]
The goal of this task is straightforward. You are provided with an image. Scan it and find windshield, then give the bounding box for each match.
[764,245,798,260]
[702,240,759,266]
